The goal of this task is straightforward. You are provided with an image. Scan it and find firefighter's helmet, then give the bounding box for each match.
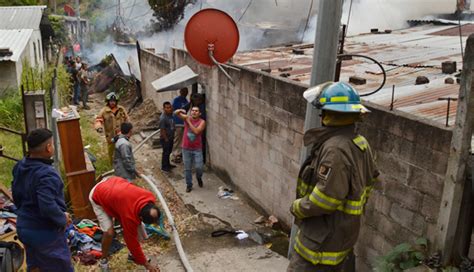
[303,81,369,113]
[105,92,118,102]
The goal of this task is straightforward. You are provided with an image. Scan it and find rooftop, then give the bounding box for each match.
[0,29,33,62]
[0,5,46,30]
[233,23,471,126]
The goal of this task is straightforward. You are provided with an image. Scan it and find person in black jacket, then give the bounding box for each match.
[12,128,73,272]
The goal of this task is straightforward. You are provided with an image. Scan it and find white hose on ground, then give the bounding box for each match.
[96,128,194,271]
[141,174,194,272]
[133,129,161,153]
[97,129,160,180]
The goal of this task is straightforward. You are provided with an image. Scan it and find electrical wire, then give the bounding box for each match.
[345,0,353,36]
[300,0,314,43]
[337,54,387,97]
[237,0,252,23]
[458,18,464,59]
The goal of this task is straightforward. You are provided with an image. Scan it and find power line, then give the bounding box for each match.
[237,0,252,23]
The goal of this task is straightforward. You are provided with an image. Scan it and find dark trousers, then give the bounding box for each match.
[80,85,88,107]
[160,139,173,170]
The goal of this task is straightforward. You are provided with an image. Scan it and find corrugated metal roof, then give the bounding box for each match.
[233,23,467,127]
[0,29,33,62]
[0,6,46,30]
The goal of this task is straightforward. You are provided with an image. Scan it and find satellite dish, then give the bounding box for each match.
[184,8,240,67]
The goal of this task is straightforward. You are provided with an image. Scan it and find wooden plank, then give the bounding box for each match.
[435,34,474,264]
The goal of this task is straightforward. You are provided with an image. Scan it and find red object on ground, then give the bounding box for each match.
[184,8,239,66]
[64,5,75,16]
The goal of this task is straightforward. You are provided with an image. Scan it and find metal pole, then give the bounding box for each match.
[76,0,80,44]
[288,0,343,258]
[390,85,395,111]
[51,69,60,170]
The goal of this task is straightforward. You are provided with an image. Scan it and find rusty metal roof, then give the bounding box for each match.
[233,23,469,127]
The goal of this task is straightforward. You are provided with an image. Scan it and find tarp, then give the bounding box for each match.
[151,65,198,92]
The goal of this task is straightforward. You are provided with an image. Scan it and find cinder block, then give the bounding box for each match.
[369,190,392,216]
[421,195,441,223]
[407,165,444,199]
[389,202,415,228]
[289,116,305,133]
[384,181,422,211]
[441,61,457,74]
[376,153,409,182]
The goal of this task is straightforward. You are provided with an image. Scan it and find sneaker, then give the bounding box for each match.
[186,186,192,193]
[161,167,171,172]
[197,178,203,188]
[83,105,91,110]
[170,164,177,168]
[99,259,109,272]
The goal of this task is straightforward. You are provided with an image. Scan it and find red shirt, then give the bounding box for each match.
[92,176,156,265]
[182,118,204,150]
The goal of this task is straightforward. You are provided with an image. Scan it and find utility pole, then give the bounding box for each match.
[288,0,343,258]
[76,0,80,45]
[435,34,474,265]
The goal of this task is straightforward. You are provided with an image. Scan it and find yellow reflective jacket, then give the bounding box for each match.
[94,105,129,143]
[291,125,379,266]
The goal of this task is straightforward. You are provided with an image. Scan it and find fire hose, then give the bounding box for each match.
[96,128,194,272]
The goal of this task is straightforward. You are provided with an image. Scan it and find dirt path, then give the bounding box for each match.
[74,92,289,271]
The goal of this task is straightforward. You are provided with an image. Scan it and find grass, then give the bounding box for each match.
[79,115,111,177]
[0,131,24,187]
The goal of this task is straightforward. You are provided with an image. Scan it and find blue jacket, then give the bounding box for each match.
[12,157,67,231]
[172,96,188,125]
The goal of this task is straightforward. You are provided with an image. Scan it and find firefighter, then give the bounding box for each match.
[95,92,129,164]
[287,82,379,272]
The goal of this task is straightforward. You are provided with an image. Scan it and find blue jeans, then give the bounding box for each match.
[182,148,203,188]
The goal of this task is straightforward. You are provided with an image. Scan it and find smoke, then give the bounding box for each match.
[85,0,456,73]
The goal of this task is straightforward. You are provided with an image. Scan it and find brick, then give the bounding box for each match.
[407,165,444,199]
[384,181,422,211]
[421,195,440,223]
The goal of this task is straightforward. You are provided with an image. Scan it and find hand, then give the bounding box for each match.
[144,262,160,272]
[65,212,72,225]
[96,127,104,133]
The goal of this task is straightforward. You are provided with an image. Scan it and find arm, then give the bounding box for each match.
[291,147,350,219]
[36,173,67,228]
[173,109,188,121]
[159,118,169,142]
[94,109,105,131]
[123,221,147,266]
[119,143,136,174]
[186,119,206,135]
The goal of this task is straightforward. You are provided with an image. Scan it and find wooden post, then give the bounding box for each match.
[435,34,474,265]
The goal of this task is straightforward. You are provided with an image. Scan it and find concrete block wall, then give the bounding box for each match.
[139,49,177,109]
[355,102,452,270]
[171,48,306,226]
[139,48,453,268]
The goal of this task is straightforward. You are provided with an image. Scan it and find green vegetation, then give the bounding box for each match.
[79,115,111,177]
[0,61,72,187]
[374,238,428,272]
[48,15,69,44]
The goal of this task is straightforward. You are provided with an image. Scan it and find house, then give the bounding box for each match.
[0,6,53,91]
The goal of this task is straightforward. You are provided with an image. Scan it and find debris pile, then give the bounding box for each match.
[0,190,16,235]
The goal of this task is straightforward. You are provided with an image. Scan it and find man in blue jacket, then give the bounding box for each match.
[12,128,73,272]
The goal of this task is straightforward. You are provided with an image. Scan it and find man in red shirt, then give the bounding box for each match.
[89,176,161,271]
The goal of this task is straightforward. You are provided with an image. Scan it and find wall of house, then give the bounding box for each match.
[0,61,19,91]
[26,30,44,70]
[139,47,452,269]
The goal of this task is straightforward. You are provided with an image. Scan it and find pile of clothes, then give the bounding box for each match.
[66,219,123,265]
[0,191,17,236]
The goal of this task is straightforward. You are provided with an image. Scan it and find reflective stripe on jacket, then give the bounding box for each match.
[290,125,379,266]
[94,105,129,143]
